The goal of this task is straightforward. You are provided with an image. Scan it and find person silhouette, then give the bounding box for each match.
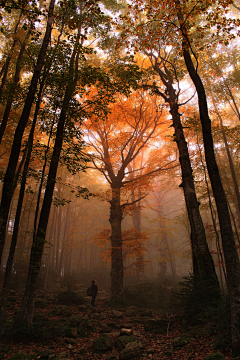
[91,279,98,307]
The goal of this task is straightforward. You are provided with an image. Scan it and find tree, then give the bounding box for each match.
[84,89,177,302]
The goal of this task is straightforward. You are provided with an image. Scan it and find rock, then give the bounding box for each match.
[121,323,132,329]
[9,290,16,296]
[100,323,112,333]
[57,352,67,358]
[120,328,133,336]
[39,350,55,359]
[49,355,56,359]
[65,338,77,345]
[112,310,123,318]
[78,305,88,311]
[93,335,112,353]
[115,335,140,351]
[119,341,140,360]
[100,312,108,320]
[66,344,73,350]
[172,337,189,349]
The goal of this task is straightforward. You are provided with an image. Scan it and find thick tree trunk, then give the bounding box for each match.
[21,34,80,323]
[109,185,124,303]
[177,4,240,353]
[0,0,55,265]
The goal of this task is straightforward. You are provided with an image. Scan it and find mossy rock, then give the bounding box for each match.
[172,337,189,348]
[93,335,112,353]
[114,335,140,351]
[204,353,226,360]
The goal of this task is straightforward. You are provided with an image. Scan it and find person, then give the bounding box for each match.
[91,279,98,307]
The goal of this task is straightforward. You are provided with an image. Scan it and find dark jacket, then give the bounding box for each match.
[92,284,98,297]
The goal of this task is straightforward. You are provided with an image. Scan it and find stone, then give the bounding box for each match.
[39,350,55,359]
[114,335,140,351]
[120,328,133,336]
[57,352,67,358]
[100,312,108,320]
[119,341,140,360]
[100,324,112,333]
[66,344,73,350]
[78,305,88,311]
[112,310,123,318]
[121,323,132,329]
[172,337,189,349]
[93,335,112,353]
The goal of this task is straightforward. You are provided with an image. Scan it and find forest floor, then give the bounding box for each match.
[0,288,233,360]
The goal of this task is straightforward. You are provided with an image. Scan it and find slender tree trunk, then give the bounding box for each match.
[109,184,124,303]
[21,33,81,323]
[0,0,55,265]
[0,74,44,331]
[177,3,240,353]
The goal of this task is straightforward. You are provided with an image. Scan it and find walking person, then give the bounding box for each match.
[91,279,98,307]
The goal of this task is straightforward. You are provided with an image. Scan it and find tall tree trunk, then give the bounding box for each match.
[177,3,240,353]
[152,63,220,294]
[109,184,124,303]
[0,73,44,331]
[0,0,55,265]
[20,32,81,323]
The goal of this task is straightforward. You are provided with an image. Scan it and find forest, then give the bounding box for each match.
[0,0,240,359]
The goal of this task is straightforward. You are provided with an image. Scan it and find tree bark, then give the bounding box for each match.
[176,2,240,353]
[0,72,44,331]
[109,184,124,303]
[152,62,220,293]
[0,0,55,265]
[21,30,81,323]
